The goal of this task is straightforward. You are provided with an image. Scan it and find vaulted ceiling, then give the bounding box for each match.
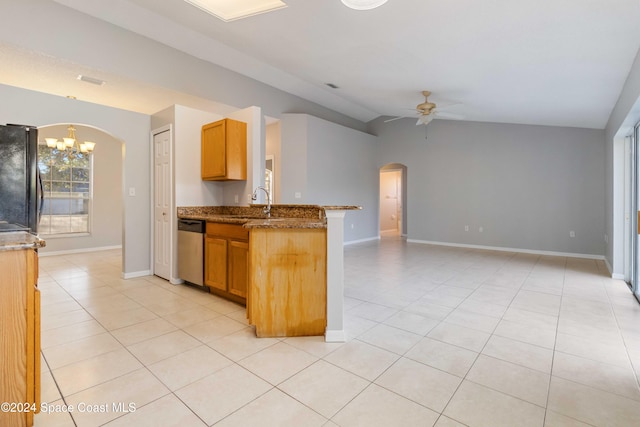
[5,0,640,129]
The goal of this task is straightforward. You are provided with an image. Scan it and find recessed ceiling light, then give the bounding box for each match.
[77,75,106,86]
[341,0,388,10]
[183,0,287,22]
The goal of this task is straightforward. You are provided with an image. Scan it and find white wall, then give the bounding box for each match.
[224,107,264,205]
[174,105,224,206]
[370,118,606,256]
[281,114,379,243]
[38,124,123,254]
[0,84,151,275]
[280,115,309,204]
[266,122,282,203]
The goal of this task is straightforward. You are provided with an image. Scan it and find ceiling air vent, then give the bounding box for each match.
[77,75,106,86]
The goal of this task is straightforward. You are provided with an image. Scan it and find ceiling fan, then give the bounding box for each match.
[385,91,464,125]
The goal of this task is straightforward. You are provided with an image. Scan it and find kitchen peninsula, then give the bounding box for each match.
[177,204,359,341]
[0,232,45,427]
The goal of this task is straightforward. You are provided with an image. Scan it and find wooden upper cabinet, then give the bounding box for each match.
[201,118,247,181]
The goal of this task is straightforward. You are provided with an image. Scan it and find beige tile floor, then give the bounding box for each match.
[33,238,640,427]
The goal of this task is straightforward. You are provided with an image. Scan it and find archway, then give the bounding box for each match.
[37,123,124,254]
[379,163,407,237]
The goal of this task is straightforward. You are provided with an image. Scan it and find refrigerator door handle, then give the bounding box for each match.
[38,170,44,224]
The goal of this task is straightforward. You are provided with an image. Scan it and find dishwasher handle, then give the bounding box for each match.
[178,219,206,233]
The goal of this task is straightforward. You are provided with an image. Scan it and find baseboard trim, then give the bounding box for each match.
[602,258,625,280]
[407,239,605,260]
[325,329,346,343]
[122,270,152,279]
[344,236,380,246]
[38,245,122,257]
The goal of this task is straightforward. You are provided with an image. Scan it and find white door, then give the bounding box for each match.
[154,130,171,280]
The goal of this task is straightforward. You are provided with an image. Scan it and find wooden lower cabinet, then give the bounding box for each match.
[228,240,249,298]
[0,249,40,427]
[204,223,248,304]
[205,236,227,291]
[248,228,327,337]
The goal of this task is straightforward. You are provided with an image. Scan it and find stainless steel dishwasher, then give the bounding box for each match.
[177,219,206,287]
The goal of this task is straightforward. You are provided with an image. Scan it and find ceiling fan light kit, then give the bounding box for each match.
[383,90,464,125]
[416,90,436,114]
[341,0,388,10]
[416,114,434,126]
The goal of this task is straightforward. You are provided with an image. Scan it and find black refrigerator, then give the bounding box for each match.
[0,124,41,233]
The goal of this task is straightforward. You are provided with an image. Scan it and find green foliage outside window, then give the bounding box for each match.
[38,145,92,235]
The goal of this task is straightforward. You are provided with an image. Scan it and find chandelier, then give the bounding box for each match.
[45,125,96,155]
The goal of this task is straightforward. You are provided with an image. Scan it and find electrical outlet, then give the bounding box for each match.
[569,231,575,238]
[294,192,302,199]
[479,226,483,233]
[464,225,469,232]
[128,187,135,197]
[234,194,239,203]
[604,234,609,243]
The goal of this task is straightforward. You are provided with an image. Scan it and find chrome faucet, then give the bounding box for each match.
[251,186,271,218]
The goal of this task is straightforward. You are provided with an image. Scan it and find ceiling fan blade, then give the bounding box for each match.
[434,111,465,120]
[384,116,406,123]
[435,102,462,110]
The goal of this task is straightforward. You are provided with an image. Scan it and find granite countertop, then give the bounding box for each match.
[177,204,361,230]
[0,231,46,251]
[243,217,326,229]
[322,206,363,210]
[178,212,327,229]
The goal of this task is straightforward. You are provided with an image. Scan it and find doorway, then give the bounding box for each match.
[37,124,123,253]
[379,163,407,237]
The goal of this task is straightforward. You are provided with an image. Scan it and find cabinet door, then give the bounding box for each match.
[224,119,247,180]
[34,287,40,412]
[228,240,248,298]
[201,120,226,179]
[205,236,227,291]
[0,249,39,427]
